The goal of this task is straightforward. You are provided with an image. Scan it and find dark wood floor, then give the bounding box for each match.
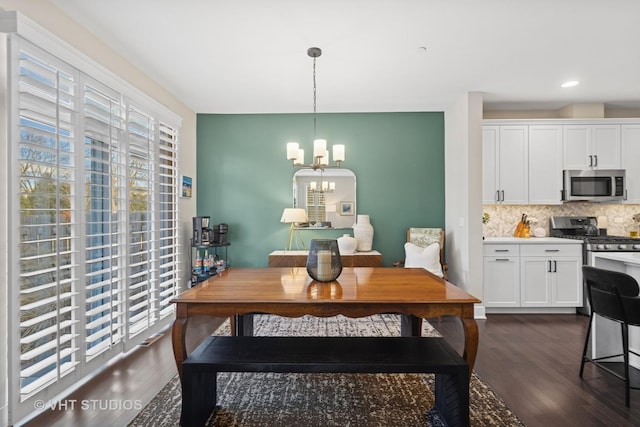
[22,313,640,427]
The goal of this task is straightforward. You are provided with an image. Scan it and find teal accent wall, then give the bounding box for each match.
[196,112,444,267]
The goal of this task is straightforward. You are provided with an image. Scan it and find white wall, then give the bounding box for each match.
[0,1,196,424]
[444,92,485,318]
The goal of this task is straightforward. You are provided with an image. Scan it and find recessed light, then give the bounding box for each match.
[561,80,579,88]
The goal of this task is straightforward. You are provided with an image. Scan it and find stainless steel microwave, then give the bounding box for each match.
[562,169,625,202]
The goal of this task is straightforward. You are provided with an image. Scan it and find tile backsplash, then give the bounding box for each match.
[482,203,640,237]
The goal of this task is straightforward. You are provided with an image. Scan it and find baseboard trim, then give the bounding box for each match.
[485,307,579,315]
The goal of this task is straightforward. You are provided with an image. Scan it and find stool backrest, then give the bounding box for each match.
[583,266,640,325]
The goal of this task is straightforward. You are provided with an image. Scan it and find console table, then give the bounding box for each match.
[268,250,382,267]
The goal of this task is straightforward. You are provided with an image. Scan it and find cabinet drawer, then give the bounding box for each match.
[520,244,581,257]
[483,244,520,256]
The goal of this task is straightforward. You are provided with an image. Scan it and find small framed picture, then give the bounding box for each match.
[339,201,354,216]
[181,175,192,198]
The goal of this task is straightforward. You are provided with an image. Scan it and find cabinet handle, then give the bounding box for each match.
[625,189,628,201]
[545,249,560,252]
[496,258,510,261]
[594,155,598,167]
[501,190,505,201]
[496,190,500,202]
[547,260,552,272]
[553,260,557,272]
[495,249,510,252]
[589,155,593,167]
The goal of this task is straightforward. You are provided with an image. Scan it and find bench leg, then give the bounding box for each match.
[181,366,218,427]
[434,369,470,427]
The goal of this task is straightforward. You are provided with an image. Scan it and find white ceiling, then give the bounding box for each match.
[51,0,640,114]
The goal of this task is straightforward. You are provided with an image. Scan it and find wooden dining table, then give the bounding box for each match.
[171,266,481,382]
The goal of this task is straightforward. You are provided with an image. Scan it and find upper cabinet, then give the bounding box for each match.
[563,124,621,169]
[528,125,563,205]
[483,119,638,206]
[482,126,528,205]
[622,124,640,203]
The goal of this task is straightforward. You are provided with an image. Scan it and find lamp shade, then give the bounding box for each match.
[280,208,308,224]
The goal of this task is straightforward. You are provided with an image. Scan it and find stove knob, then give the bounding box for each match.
[619,244,628,250]
[604,244,613,250]
[596,244,606,250]
[634,244,640,250]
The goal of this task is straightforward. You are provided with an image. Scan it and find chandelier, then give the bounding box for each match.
[308,180,335,193]
[286,47,345,170]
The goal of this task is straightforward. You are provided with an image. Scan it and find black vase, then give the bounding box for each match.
[306,239,342,282]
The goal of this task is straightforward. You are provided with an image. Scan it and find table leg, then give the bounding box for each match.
[171,316,189,383]
[460,317,479,378]
[232,313,254,336]
[400,314,422,337]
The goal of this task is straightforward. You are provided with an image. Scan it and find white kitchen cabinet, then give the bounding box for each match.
[621,124,640,203]
[563,124,621,169]
[482,127,498,204]
[483,244,520,307]
[520,244,582,307]
[528,125,563,204]
[482,125,528,205]
[483,239,582,310]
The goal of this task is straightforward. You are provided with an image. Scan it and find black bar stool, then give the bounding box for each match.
[580,265,640,407]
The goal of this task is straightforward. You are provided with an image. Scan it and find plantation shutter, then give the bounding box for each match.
[305,184,326,223]
[127,105,158,338]
[17,44,80,397]
[82,78,127,359]
[158,123,180,317]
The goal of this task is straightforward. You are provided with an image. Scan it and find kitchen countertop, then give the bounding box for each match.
[591,252,640,266]
[483,237,581,244]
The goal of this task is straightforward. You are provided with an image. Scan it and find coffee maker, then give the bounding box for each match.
[213,223,228,244]
[193,216,212,246]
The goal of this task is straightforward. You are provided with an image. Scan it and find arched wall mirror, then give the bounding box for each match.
[292,169,356,229]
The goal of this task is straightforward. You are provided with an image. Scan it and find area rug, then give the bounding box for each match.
[129,315,525,426]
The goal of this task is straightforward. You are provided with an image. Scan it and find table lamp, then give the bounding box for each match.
[281,208,308,251]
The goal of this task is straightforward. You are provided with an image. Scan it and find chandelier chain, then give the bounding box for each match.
[312,55,317,138]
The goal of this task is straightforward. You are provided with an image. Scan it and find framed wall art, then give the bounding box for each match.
[181,175,192,198]
[339,201,354,216]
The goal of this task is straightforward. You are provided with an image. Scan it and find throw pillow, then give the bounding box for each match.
[404,242,444,278]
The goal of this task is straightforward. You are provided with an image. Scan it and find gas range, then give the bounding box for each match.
[549,216,640,252]
[558,234,640,251]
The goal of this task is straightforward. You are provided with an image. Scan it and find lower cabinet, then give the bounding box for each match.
[483,244,520,307]
[484,242,582,309]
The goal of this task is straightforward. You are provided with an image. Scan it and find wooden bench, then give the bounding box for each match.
[181,336,470,427]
